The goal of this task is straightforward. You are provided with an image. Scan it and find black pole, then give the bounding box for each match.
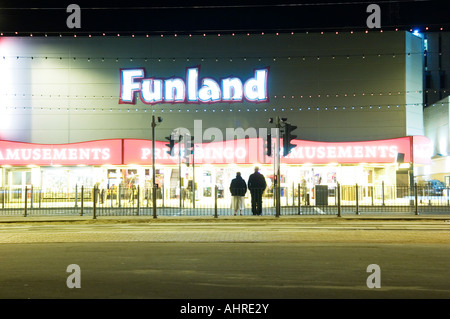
[415,183,419,215]
[24,186,28,217]
[152,115,157,219]
[337,182,341,217]
[275,117,281,218]
[93,187,97,220]
[179,134,182,209]
[152,185,157,219]
[80,186,84,216]
[192,147,195,209]
[30,185,33,209]
[214,185,218,218]
[137,185,140,216]
[118,184,122,208]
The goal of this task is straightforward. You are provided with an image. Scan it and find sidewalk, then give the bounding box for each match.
[0,213,449,224]
[0,214,449,245]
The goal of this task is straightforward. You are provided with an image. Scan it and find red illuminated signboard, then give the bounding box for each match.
[0,139,123,166]
[0,136,431,166]
[283,137,413,164]
[124,137,426,165]
[123,138,264,165]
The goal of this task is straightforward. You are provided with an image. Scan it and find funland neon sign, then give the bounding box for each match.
[119,67,269,104]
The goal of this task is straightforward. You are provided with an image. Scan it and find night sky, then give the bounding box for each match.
[0,0,449,35]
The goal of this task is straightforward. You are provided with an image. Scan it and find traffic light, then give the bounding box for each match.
[152,116,163,127]
[282,123,297,157]
[265,133,272,157]
[165,134,175,156]
[184,134,194,165]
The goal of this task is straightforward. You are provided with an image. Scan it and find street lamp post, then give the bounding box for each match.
[268,116,281,218]
[275,117,281,218]
[192,147,195,209]
[151,115,162,219]
[269,116,297,218]
[178,130,182,209]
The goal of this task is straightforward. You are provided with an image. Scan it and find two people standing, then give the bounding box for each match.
[230,167,267,216]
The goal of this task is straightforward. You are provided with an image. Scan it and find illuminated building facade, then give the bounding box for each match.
[0,31,431,201]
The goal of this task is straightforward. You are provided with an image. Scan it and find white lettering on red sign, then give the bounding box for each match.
[0,148,111,161]
[287,145,398,159]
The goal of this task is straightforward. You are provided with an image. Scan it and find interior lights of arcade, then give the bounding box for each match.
[0,136,418,205]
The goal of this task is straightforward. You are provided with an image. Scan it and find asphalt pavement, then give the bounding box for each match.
[0,214,449,302]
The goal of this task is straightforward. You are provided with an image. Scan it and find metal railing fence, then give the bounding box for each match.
[1,183,450,218]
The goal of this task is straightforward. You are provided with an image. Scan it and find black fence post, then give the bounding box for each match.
[355,183,359,215]
[192,181,195,209]
[382,181,385,206]
[337,182,341,217]
[180,185,183,209]
[118,185,122,208]
[371,186,374,206]
[30,186,34,209]
[80,186,84,216]
[214,185,218,218]
[136,185,140,216]
[93,187,97,220]
[24,186,28,217]
[415,183,419,215]
[152,185,157,219]
[297,183,301,215]
[275,184,281,218]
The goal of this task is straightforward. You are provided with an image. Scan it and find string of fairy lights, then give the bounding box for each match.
[0,51,442,61]
[0,30,442,63]
[0,25,446,38]
[1,102,447,114]
[0,88,443,113]
[0,89,443,100]
[0,87,439,109]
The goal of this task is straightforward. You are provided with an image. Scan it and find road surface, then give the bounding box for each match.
[0,216,449,302]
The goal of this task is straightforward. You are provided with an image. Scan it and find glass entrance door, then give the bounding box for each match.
[9,170,31,201]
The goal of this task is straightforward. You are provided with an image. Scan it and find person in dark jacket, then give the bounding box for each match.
[247,166,267,215]
[230,172,247,215]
